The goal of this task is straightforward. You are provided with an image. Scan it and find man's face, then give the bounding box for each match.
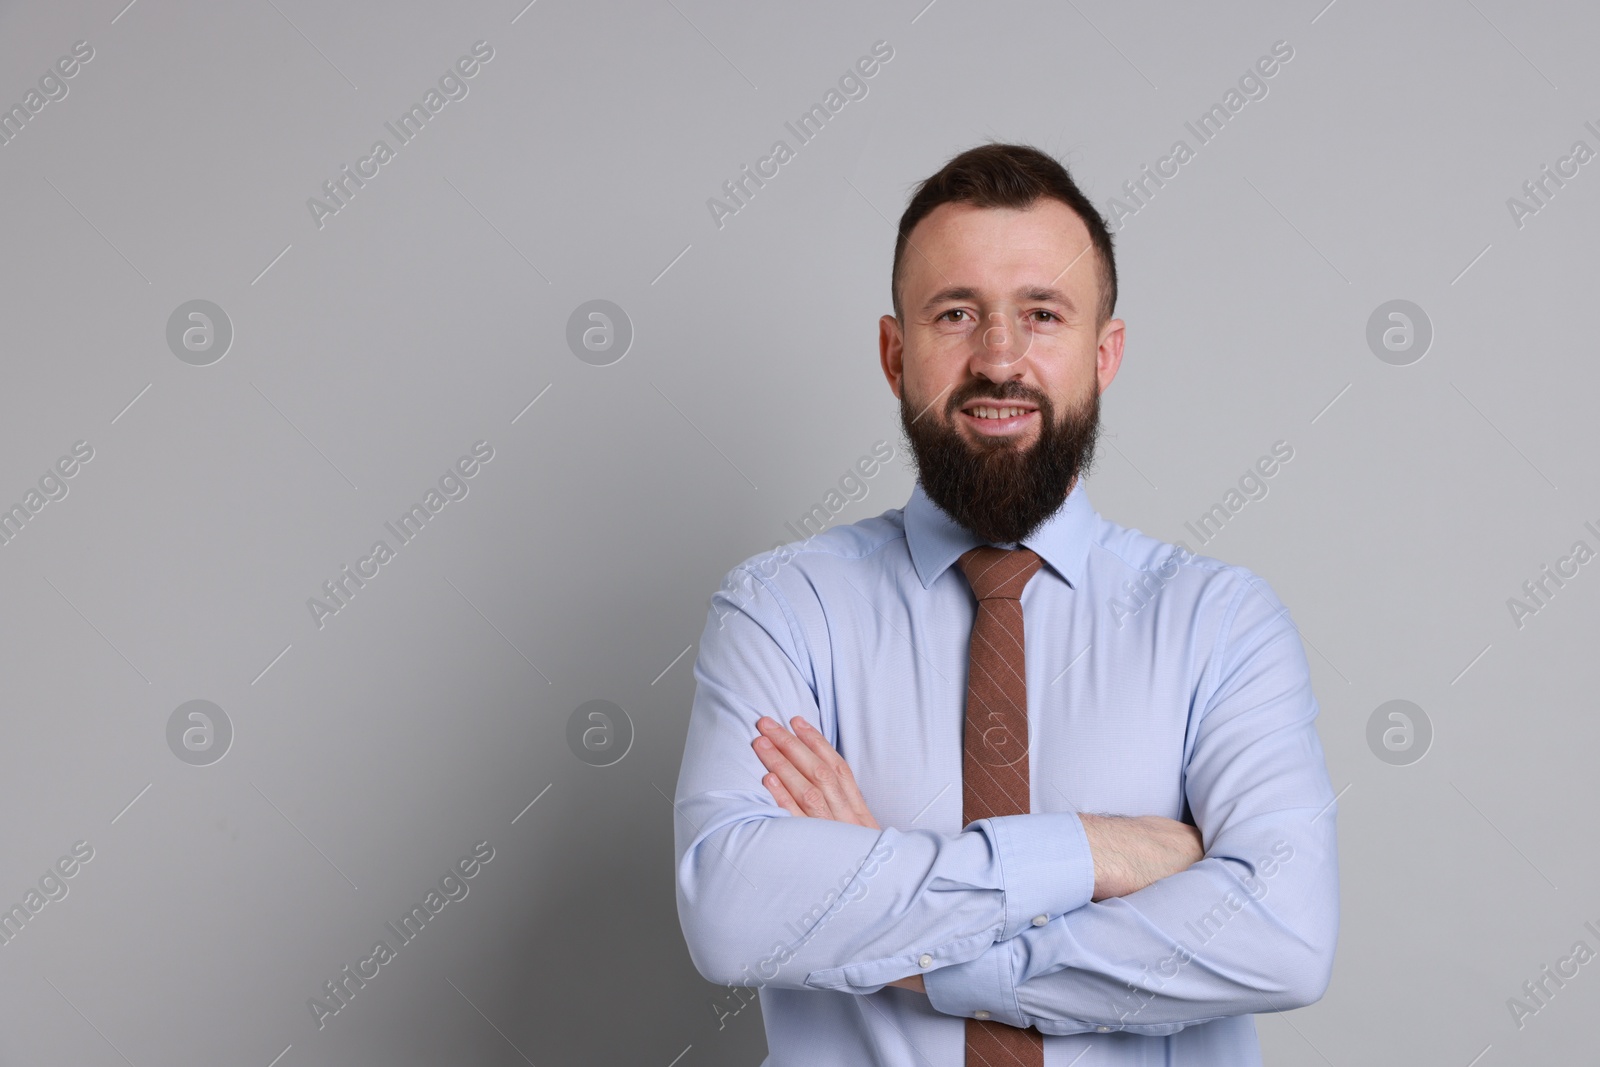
[879,199,1125,545]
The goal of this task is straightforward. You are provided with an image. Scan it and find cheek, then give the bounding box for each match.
[1039,361,1086,397]
[901,374,943,418]
[1063,345,1105,391]
[1044,367,1099,418]
[900,349,962,403]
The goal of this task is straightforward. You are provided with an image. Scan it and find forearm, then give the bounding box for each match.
[870,808,1202,998]
[674,797,1094,993]
[923,811,1339,1033]
[890,811,1205,1001]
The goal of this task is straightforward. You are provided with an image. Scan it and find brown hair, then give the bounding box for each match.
[891,142,1117,328]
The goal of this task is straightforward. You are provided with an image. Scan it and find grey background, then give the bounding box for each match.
[0,0,1594,1064]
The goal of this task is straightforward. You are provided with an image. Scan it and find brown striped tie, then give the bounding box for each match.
[957,545,1047,1065]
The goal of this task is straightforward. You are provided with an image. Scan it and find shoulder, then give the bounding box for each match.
[1086,511,1293,632]
[711,508,910,620]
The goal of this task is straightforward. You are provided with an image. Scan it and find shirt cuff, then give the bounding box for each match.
[982,811,1095,940]
[923,937,1027,1027]
[802,927,997,995]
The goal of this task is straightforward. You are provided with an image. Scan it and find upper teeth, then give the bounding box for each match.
[971,406,1027,419]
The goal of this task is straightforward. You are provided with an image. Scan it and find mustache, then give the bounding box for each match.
[949,383,1048,410]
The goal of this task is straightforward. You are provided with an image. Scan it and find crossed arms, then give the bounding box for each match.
[751,712,1211,996]
[673,567,1339,1035]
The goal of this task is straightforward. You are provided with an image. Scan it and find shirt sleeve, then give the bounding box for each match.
[673,560,1096,995]
[922,572,1340,1034]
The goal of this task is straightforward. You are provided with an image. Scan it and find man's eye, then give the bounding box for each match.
[937,309,1058,323]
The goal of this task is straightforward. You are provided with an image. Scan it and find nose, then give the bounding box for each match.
[981,312,1012,359]
[973,309,1035,369]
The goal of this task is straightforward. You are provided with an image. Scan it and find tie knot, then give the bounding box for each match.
[957,546,1044,601]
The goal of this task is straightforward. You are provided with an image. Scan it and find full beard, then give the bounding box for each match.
[898,380,1100,546]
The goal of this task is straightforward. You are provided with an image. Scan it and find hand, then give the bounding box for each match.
[751,716,880,830]
[1080,814,1204,900]
[885,974,926,993]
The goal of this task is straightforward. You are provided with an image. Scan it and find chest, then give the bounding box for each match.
[812,582,1197,831]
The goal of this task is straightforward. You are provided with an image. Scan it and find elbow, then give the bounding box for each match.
[1289,953,1335,1011]
[1272,930,1337,1011]
[676,884,785,990]
[677,893,757,988]
[679,902,815,991]
[683,936,747,989]
[1276,973,1331,1013]
[681,927,800,990]
[673,812,831,992]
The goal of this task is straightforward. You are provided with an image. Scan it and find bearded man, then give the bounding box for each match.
[673,142,1339,1067]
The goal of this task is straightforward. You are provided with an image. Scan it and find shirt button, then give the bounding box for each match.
[918,953,933,968]
[1032,914,1048,927]
[1095,1025,1112,1033]
[974,1010,991,1020]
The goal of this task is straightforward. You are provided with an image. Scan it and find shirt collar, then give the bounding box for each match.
[904,477,1096,590]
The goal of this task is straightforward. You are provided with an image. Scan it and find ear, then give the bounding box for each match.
[1096,317,1126,394]
[879,314,904,400]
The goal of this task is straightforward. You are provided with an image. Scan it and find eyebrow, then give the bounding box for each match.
[920,285,1078,315]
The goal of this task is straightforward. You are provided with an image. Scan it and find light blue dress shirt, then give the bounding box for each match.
[673,478,1339,1065]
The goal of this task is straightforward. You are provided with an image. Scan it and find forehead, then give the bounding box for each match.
[902,199,1096,302]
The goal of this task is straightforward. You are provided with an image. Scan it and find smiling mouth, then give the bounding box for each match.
[964,404,1034,420]
[959,405,1038,436]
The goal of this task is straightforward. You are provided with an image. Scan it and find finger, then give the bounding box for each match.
[790,718,877,828]
[760,771,804,817]
[759,717,832,784]
[750,734,807,807]
[757,718,848,819]
[751,732,831,819]
[783,719,858,824]
[819,732,878,828]
[775,716,858,820]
